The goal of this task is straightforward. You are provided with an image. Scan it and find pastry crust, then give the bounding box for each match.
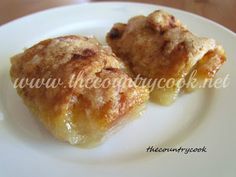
[107,10,226,105]
[10,35,149,146]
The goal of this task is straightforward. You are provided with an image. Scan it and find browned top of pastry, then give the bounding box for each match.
[107,10,225,80]
[10,35,149,134]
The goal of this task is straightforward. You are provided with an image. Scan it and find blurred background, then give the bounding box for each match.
[0,0,235,32]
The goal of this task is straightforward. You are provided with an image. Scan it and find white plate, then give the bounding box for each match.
[0,2,235,177]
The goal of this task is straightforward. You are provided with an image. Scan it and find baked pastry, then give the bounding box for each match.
[10,35,149,147]
[107,10,226,105]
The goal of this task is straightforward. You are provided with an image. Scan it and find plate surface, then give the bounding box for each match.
[0,2,235,177]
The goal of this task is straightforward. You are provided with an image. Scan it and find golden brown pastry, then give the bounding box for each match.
[10,35,149,147]
[107,10,226,105]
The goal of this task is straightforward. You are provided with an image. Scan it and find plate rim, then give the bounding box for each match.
[0,1,235,37]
